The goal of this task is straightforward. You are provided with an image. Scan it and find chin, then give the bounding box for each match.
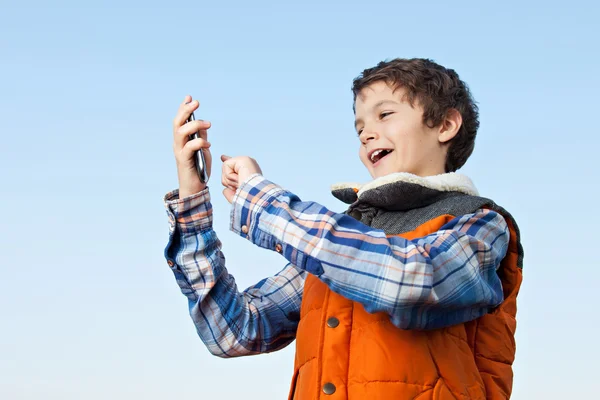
[371,170,388,179]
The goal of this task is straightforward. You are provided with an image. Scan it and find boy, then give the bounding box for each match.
[164,58,523,399]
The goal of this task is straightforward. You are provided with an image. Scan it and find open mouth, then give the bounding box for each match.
[369,149,393,164]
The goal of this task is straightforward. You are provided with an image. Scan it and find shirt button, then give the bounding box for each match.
[322,382,336,395]
[275,243,283,253]
[326,317,339,328]
[241,225,249,234]
[167,260,174,267]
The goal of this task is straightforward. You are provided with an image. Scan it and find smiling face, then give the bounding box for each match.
[355,81,457,179]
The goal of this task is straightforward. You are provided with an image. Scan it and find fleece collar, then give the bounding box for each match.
[331,172,479,211]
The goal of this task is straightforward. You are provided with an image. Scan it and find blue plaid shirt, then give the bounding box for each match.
[164,174,509,357]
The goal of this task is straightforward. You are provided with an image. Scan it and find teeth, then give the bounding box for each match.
[370,150,384,162]
[371,150,383,162]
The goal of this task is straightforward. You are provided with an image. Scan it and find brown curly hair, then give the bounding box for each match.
[352,58,479,172]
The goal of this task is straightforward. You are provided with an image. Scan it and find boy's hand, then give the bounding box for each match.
[220,155,263,203]
[172,95,212,199]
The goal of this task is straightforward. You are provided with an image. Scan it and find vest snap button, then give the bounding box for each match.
[326,317,339,328]
[323,382,336,395]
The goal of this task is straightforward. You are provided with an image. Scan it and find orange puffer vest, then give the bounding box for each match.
[288,174,523,400]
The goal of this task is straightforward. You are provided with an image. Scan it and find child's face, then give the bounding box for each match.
[355,81,448,179]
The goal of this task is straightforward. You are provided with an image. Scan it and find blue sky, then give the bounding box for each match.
[1,1,598,399]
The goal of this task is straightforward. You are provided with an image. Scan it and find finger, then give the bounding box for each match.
[221,161,238,182]
[222,188,236,204]
[180,138,211,161]
[223,157,244,174]
[221,173,238,189]
[226,184,237,194]
[222,181,238,194]
[173,98,200,131]
[221,157,237,175]
[174,121,211,150]
[225,172,238,185]
[183,137,211,151]
[226,175,239,185]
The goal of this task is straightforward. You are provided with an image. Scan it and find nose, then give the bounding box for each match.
[359,127,378,144]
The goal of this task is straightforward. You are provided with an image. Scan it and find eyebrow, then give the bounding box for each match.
[354,100,399,129]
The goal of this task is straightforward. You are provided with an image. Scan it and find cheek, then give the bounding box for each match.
[392,140,409,159]
[358,147,370,166]
[391,129,419,155]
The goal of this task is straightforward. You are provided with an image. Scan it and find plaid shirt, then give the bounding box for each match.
[164,174,509,357]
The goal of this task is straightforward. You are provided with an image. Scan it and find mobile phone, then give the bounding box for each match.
[187,111,208,183]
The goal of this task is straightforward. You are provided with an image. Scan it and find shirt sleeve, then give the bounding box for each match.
[229,175,510,330]
[163,187,305,357]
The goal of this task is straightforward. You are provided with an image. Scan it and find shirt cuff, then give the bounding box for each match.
[164,187,213,234]
[230,174,287,239]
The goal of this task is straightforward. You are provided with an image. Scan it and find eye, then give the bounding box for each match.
[356,128,363,137]
[380,111,393,119]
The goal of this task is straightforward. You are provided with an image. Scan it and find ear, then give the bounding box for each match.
[438,109,462,144]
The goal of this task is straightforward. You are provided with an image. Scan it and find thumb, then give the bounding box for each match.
[222,187,236,204]
[221,154,232,162]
